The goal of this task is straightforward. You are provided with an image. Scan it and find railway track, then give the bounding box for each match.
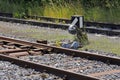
[0,61,63,80]
[0,36,120,80]
[27,15,120,29]
[0,12,13,17]
[0,12,119,29]
[0,13,120,36]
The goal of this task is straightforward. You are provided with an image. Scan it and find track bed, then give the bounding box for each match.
[0,36,120,80]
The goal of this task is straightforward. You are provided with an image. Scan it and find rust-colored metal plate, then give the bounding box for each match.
[0,49,27,54]
[89,69,120,77]
[9,52,29,57]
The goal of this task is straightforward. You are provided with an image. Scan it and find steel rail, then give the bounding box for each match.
[0,49,27,54]
[0,16,119,36]
[0,16,69,29]
[0,12,119,29]
[0,53,98,80]
[27,15,71,24]
[86,27,120,35]
[0,36,120,66]
[27,15,120,29]
[0,12,13,17]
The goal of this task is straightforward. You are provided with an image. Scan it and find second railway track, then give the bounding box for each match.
[0,36,120,80]
[0,15,119,36]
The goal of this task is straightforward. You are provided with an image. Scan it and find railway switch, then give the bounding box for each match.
[68,15,84,35]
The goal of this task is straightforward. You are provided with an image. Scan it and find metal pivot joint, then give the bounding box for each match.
[68,15,84,35]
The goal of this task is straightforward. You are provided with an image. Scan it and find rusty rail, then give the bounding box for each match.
[0,36,100,80]
[0,16,119,36]
[0,36,120,66]
[0,12,119,29]
[0,36,120,79]
[0,54,98,80]
[0,12,13,17]
[27,15,120,29]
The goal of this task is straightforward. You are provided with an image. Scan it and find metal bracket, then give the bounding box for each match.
[68,15,84,35]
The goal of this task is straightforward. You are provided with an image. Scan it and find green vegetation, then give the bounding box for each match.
[80,35,120,55]
[0,0,119,23]
[75,27,88,45]
[0,0,120,54]
[0,24,120,55]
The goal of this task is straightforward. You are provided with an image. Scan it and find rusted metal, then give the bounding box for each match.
[0,16,69,30]
[28,51,42,55]
[7,42,16,45]
[9,52,29,57]
[0,36,120,66]
[2,45,15,49]
[85,27,120,36]
[0,54,98,80]
[27,15,120,29]
[0,12,13,17]
[32,49,42,52]
[0,13,119,29]
[84,21,120,29]
[0,36,120,79]
[32,47,53,52]
[36,40,47,44]
[0,16,119,36]
[0,49,27,54]
[20,45,33,49]
[89,69,120,77]
[27,15,71,24]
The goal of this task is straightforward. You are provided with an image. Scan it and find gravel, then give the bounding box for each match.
[19,53,120,80]
[0,33,120,58]
[0,21,73,41]
[98,72,120,80]
[85,49,120,58]
[0,20,120,79]
[0,20,120,55]
[0,33,36,42]
[0,61,63,80]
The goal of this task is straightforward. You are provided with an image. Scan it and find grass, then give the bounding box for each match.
[0,23,120,55]
[80,35,120,55]
[43,2,83,18]
[0,1,119,23]
[42,1,120,24]
[0,24,74,41]
[0,1,119,55]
